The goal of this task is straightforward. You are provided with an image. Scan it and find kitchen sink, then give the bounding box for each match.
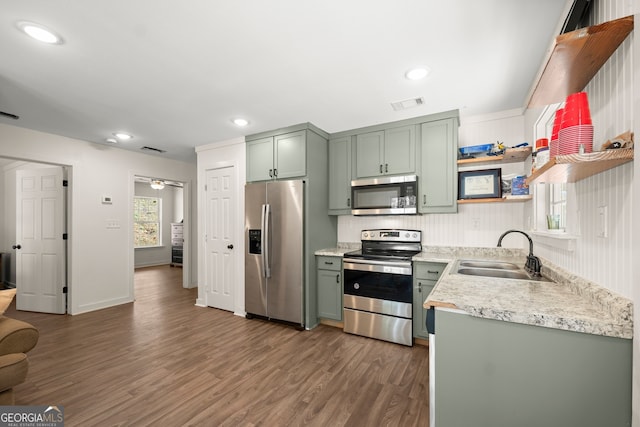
[454,260,551,282]
[458,260,520,270]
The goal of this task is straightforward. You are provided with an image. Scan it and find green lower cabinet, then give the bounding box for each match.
[434,309,632,427]
[412,279,434,339]
[317,256,342,321]
[412,261,445,339]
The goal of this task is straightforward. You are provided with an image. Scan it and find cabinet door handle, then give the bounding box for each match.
[336,274,340,283]
[379,164,383,173]
[273,168,278,177]
[418,281,422,292]
[347,198,351,207]
[427,270,439,274]
[423,195,427,204]
[385,163,388,173]
[269,169,273,177]
[324,261,334,265]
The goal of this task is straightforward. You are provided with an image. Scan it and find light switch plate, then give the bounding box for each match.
[106,219,120,229]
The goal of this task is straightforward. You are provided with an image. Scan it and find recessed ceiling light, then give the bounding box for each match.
[105,138,118,144]
[17,21,63,44]
[113,132,133,140]
[405,67,430,81]
[233,118,249,127]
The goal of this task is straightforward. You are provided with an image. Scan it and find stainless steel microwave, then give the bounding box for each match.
[351,175,418,215]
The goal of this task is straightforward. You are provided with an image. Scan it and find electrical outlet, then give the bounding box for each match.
[597,206,607,238]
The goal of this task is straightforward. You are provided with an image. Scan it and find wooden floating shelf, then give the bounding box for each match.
[528,15,634,107]
[457,147,532,165]
[458,195,533,204]
[526,148,634,185]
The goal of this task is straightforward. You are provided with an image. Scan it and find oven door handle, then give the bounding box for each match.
[343,259,412,275]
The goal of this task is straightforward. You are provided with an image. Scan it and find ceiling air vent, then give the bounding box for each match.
[0,111,20,120]
[391,97,425,111]
[140,146,167,153]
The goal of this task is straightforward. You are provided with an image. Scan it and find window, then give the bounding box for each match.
[547,183,566,230]
[134,196,161,247]
[534,104,567,233]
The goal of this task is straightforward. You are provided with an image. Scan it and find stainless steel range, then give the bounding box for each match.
[343,229,422,346]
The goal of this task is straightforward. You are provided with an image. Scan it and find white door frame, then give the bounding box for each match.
[127,171,193,301]
[1,158,72,313]
[196,159,245,315]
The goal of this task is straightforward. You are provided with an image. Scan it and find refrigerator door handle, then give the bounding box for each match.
[260,204,267,277]
[262,203,271,278]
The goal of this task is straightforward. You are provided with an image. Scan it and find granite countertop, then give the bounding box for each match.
[418,247,633,339]
[315,244,360,257]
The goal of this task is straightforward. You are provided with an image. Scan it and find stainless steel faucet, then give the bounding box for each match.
[497,230,542,276]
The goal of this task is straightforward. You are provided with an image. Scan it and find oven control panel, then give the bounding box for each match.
[361,229,421,242]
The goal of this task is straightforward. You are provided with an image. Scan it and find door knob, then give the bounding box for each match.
[227,244,234,249]
[12,244,21,250]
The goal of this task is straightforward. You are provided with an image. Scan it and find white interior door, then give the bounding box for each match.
[15,167,66,313]
[205,166,235,311]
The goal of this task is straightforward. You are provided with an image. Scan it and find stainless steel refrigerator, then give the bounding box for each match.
[245,180,304,327]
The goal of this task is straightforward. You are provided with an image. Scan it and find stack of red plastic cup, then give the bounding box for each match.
[558,92,593,154]
[549,108,563,159]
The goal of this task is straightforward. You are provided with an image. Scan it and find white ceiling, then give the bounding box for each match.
[0,0,570,163]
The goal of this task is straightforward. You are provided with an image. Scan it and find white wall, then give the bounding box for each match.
[0,123,197,314]
[195,137,246,315]
[133,182,183,268]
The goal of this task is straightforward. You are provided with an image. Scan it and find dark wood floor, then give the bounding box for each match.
[6,265,430,426]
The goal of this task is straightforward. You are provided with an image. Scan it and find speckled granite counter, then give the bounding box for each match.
[418,246,633,339]
[314,243,360,257]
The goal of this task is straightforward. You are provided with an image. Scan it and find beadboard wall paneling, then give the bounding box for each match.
[337,202,526,248]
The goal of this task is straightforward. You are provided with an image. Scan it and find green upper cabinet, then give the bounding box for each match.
[246,130,306,182]
[419,118,458,213]
[246,137,276,182]
[384,125,416,175]
[275,131,306,179]
[328,136,352,212]
[355,131,384,178]
[354,125,415,178]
